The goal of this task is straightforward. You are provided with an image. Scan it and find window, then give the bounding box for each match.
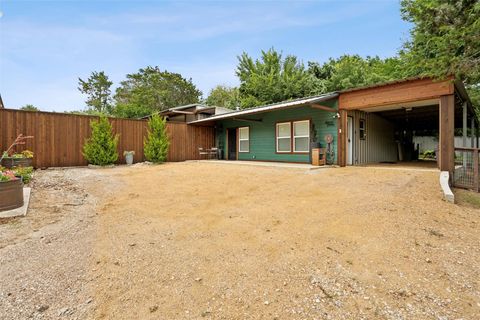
[276,120,310,153]
[359,119,366,140]
[276,122,291,152]
[293,120,310,152]
[238,127,249,152]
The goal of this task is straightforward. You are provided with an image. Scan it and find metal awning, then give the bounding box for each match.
[188,92,338,124]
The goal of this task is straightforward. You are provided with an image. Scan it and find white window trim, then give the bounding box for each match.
[276,122,291,153]
[238,127,249,153]
[293,120,310,153]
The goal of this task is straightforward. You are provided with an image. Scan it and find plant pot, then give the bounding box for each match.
[0,178,24,211]
[1,157,33,169]
[125,153,134,165]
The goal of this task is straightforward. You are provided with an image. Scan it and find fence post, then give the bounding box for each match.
[474,148,479,192]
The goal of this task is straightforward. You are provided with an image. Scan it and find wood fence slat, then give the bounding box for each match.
[0,109,214,167]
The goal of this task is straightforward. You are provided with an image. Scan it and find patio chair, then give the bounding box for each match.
[209,147,219,159]
[198,147,209,159]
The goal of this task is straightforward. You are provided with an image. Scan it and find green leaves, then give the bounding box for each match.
[82,116,119,166]
[236,48,319,109]
[144,114,169,163]
[205,85,239,109]
[78,71,113,114]
[113,66,202,118]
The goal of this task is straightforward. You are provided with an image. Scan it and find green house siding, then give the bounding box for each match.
[216,101,338,163]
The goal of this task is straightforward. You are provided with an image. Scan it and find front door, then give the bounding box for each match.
[227,128,237,160]
[347,116,353,165]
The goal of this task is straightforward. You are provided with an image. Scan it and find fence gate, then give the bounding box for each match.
[453,147,479,192]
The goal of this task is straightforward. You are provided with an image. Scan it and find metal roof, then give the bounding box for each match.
[188,92,338,124]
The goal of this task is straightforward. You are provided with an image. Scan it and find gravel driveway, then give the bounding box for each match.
[0,162,479,319]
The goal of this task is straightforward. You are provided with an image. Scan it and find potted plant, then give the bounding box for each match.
[1,150,34,168]
[1,134,34,169]
[123,151,135,165]
[0,170,24,211]
[310,123,320,149]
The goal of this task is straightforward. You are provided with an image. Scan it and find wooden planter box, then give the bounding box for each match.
[1,157,33,168]
[0,178,24,211]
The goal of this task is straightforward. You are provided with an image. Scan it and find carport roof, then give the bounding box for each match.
[188,92,338,124]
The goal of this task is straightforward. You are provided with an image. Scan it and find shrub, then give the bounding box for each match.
[13,166,34,183]
[144,114,169,163]
[83,116,119,165]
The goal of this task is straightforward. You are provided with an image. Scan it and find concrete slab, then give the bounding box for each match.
[194,160,336,170]
[0,187,31,218]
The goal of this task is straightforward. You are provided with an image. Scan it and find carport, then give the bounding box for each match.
[337,77,477,182]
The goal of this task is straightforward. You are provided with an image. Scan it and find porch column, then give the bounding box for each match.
[338,110,347,166]
[439,95,455,174]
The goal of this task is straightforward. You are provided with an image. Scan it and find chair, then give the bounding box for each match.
[198,147,209,159]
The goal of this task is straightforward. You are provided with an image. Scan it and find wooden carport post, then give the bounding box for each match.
[337,110,347,166]
[439,94,455,174]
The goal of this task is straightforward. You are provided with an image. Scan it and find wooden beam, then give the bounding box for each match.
[310,104,337,112]
[439,94,455,174]
[170,110,195,115]
[232,117,262,123]
[338,110,347,166]
[339,78,454,110]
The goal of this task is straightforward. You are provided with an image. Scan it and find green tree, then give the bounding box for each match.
[205,85,239,109]
[20,104,39,111]
[308,55,406,92]
[83,116,119,165]
[144,114,170,163]
[78,71,113,114]
[113,66,202,118]
[236,48,320,109]
[400,0,480,111]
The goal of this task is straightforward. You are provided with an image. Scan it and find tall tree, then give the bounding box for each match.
[78,71,113,114]
[308,55,406,92]
[400,0,480,83]
[236,48,320,109]
[113,66,202,118]
[205,85,239,109]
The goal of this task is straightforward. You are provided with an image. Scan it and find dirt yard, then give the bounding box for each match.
[0,162,479,319]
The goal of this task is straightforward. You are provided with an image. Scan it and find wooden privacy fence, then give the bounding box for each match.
[0,109,215,168]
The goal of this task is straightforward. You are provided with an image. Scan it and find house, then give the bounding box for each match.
[143,104,232,122]
[189,77,476,177]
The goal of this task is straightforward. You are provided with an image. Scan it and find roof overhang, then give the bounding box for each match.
[188,93,338,125]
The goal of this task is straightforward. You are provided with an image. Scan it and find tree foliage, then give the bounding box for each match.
[20,104,39,111]
[144,114,170,163]
[82,116,119,166]
[400,0,480,83]
[400,0,480,112]
[78,71,113,114]
[236,48,320,109]
[205,85,239,109]
[308,55,406,92]
[113,66,202,118]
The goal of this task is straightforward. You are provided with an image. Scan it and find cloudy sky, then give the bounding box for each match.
[0,0,410,111]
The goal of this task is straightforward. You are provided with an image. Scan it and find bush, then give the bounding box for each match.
[83,116,119,165]
[12,166,34,183]
[144,114,169,163]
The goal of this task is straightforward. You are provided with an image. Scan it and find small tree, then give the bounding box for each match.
[144,114,169,163]
[83,116,119,165]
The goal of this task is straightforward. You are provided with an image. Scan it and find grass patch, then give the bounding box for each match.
[455,189,480,209]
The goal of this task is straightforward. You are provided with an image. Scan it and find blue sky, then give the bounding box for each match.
[0,0,410,112]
